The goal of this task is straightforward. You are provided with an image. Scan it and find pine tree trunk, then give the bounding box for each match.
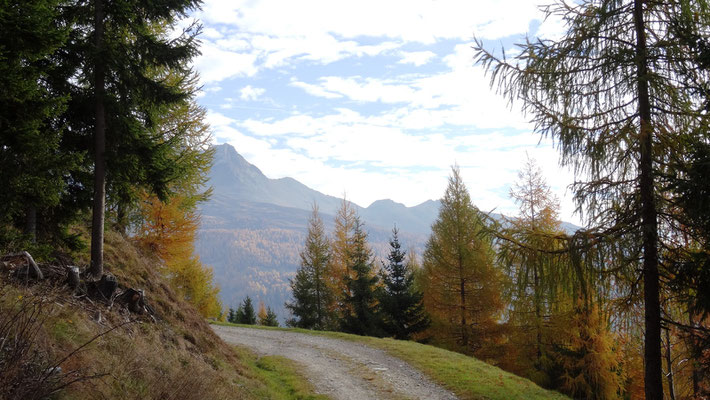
[315,272,322,329]
[689,310,701,398]
[459,255,468,348]
[665,328,675,400]
[534,264,542,361]
[89,0,106,278]
[115,203,127,236]
[633,1,664,398]
[24,206,36,243]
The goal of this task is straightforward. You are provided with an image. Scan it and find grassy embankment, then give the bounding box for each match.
[0,230,320,400]
[213,322,569,400]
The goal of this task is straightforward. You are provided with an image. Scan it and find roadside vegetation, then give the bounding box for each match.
[231,346,329,400]
[214,322,568,400]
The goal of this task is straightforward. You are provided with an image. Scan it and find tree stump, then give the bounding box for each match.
[97,273,117,301]
[66,266,80,291]
[116,288,145,314]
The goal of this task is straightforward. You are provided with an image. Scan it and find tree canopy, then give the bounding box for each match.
[474,1,710,397]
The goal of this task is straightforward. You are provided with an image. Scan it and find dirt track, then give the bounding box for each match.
[213,325,457,400]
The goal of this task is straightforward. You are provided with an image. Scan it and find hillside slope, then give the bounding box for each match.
[0,231,321,399]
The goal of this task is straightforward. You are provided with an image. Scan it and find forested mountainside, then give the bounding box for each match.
[197,145,438,317]
[196,144,577,319]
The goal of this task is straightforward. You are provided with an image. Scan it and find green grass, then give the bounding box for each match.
[231,344,329,400]
[212,321,568,400]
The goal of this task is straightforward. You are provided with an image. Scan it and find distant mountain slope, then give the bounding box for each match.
[210,144,346,217]
[209,144,439,234]
[196,144,580,321]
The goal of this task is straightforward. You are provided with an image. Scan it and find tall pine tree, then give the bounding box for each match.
[328,196,357,319]
[378,226,429,340]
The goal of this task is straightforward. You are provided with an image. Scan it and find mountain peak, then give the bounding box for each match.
[213,143,265,176]
[368,198,401,207]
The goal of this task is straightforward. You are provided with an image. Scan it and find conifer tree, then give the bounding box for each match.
[421,167,502,353]
[553,303,623,399]
[234,304,244,324]
[341,219,382,337]
[261,307,279,327]
[136,194,221,318]
[0,0,71,241]
[474,2,710,396]
[63,0,203,277]
[501,157,566,378]
[329,197,357,318]
[238,296,256,325]
[378,227,429,340]
[286,265,317,328]
[286,205,334,329]
[227,307,237,323]
[258,301,268,325]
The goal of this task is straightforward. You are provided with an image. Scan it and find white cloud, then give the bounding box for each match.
[202,27,223,39]
[192,0,582,224]
[240,85,266,101]
[289,80,343,99]
[198,0,544,43]
[535,12,568,41]
[398,51,437,66]
[191,0,551,84]
[203,86,222,93]
[285,44,528,131]
[194,41,259,83]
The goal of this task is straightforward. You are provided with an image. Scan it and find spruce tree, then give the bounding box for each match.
[263,307,279,327]
[341,219,382,337]
[61,0,202,277]
[239,296,256,325]
[234,304,244,324]
[0,0,71,241]
[286,266,317,328]
[227,307,237,323]
[286,205,334,330]
[379,227,429,340]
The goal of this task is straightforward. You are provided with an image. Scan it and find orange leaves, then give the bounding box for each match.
[135,192,221,318]
[553,303,623,400]
[135,193,198,265]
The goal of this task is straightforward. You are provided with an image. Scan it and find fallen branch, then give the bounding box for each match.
[1,251,43,280]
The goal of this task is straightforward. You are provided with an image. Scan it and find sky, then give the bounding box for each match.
[187,0,582,225]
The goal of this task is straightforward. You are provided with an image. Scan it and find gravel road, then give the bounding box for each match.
[213,325,457,400]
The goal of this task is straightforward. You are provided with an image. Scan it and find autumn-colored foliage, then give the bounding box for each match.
[328,197,358,319]
[420,167,503,355]
[136,193,221,318]
[552,303,623,400]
